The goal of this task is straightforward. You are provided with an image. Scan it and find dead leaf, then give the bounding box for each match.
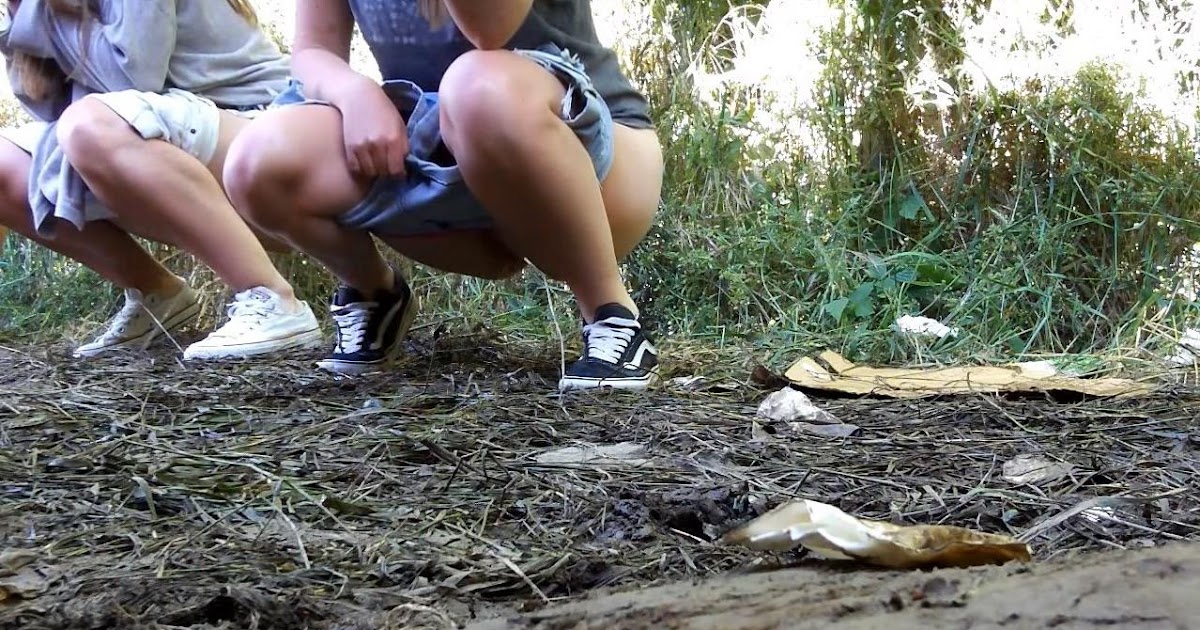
[0,551,37,573]
[790,422,860,438]
[0,550,52,603]
[669,376,707,390]
[1002,455,1073,485]
[750,365,789,389]
[0,570,49,602]
[3,414,48,430]
[721,499,1031,570]
[534,442,650,466]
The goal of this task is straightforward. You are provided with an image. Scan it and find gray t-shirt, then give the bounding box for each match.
[6,0,290,110]
[0,0,291,237]
[349,0,652,129]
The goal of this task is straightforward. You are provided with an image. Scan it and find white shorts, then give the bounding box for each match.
[0,121,46,154]
[90,88,226,163]
[0,88,261,165]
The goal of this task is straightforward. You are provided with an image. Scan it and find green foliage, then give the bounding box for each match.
[3,0,1200,367]
[620,0,1200,363]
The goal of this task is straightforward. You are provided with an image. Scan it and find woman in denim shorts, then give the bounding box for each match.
[226,0,664,391]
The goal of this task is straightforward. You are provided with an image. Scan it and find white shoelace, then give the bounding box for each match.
[583,317,639,365]
[331,304,374,354]
[210,291,277,338]
[95,298,145,341]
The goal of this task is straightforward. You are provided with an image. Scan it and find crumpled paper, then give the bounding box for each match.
[1165,328,1200,367]
[720,499,1032,569]
[755,388,859,438]
[893,315,959,339]
[756,388,838,424]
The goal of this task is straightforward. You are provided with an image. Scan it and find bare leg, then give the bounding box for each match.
[225,63,664,384]
[226,104,530,284]
[0,136,182,296]
[52,96,323,361]
[224,85,662,296]
[437,50,663,321]
[379,122,661,282]
[55,97,298,300]
[224,105,395,294]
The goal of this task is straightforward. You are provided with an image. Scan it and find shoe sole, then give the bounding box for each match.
[558,370,660,393]
[316,293,420,376]
[182,327,325,361]
[73,299,203,359]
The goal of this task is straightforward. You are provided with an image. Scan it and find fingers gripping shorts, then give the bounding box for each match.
[270,45,616,238]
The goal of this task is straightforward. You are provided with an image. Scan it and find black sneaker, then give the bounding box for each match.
[316,268,417,376]
[559,303,659,391]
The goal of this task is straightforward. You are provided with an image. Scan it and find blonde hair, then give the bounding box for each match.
[418,0,449,29]
[14,0,261,101]
[226,0,259,25]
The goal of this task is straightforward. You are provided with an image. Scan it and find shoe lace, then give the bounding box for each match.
[331,304,375,354]
[211,291,275,337]
[95,299,145,341]
[583,318,638,365]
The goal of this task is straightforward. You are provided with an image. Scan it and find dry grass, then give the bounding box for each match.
[0,335,1197,629]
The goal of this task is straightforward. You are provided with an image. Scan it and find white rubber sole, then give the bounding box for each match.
[558,371,660,392]
[72,299,203,359]
[315,294,419,377]
[182,327,325,361]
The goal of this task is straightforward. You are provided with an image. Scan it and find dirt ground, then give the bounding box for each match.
[0,335,1197,630]
[472,542,1200,630]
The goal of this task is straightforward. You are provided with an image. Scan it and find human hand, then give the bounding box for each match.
[338,76,408,178]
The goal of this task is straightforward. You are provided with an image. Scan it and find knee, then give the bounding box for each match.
[438,51,560,154]
[56,96,131,171]
[223,124,305,231]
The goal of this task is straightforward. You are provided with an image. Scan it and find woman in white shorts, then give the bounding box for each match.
[0,0,323,360]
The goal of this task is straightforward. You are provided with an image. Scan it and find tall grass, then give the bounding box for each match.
[3,0,1199,367]
[621,0,1200,365]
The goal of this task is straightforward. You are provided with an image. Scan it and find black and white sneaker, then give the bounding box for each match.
[559,303,659,392]
[316,269,417,376]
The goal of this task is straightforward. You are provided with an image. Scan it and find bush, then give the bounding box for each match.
[3,0,1199,366]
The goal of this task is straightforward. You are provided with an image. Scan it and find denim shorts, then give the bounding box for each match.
[270,45,615,237]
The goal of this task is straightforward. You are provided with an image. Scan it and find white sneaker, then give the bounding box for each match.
[182,287,324,361]
[73,283,202,358]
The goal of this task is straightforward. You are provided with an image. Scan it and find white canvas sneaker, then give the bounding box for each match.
[182,287,323,360]
[73,283,202,358]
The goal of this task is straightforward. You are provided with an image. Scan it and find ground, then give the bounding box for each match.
[0,333,1197,629]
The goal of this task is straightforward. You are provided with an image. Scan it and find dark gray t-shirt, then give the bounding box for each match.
[348,0,652,129]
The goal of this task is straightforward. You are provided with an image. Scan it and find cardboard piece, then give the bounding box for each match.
[784,351,1155,399]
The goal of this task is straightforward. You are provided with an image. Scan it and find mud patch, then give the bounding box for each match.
[595,485,752,545]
